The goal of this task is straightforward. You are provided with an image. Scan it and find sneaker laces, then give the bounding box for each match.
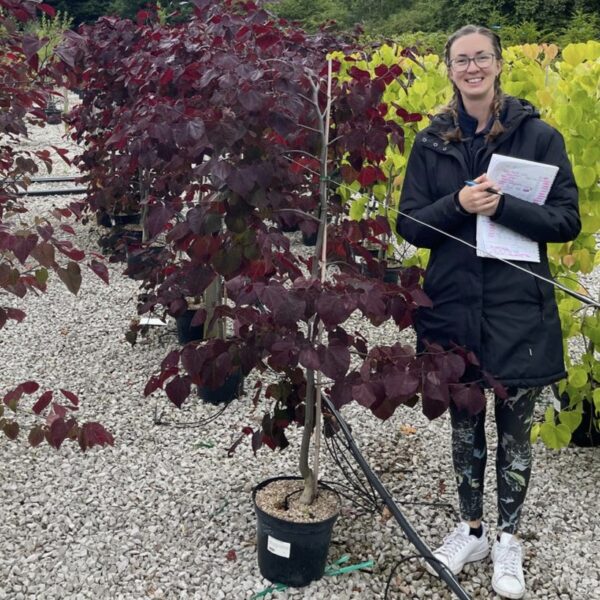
[495,543,522,577]
[439,528,470,558]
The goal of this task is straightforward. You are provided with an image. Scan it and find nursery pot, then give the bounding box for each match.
[198,369,243,405]
[111,212,141,227]
[301,230,318,246]
[96,210,113,228]
[175,309,204,344]
[253,476,339,588]
[45,108,62,125]
[383,264,405,285]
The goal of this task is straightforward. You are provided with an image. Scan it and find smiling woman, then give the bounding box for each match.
[396,24,581,600]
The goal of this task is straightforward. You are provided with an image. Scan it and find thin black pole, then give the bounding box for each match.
[323,396,471,600]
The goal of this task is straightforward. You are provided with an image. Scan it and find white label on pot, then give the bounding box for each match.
[267,536,291,559]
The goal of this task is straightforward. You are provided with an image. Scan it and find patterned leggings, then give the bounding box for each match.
[450,387,541,534]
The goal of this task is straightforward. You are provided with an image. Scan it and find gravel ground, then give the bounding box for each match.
[1,109,599,600]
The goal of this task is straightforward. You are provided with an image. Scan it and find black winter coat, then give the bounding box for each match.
[397,96,581,387]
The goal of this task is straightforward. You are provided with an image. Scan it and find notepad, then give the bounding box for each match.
[476,154,559,262]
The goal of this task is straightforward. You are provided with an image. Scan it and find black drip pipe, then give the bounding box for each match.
[323,396,471,600]
[7,176,80,183]
[16,188,86,196]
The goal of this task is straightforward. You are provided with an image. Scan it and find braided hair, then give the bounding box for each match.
[440,25,506,144]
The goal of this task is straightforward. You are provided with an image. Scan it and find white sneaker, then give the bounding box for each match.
[491,533,526,599]
[425,522,490,576]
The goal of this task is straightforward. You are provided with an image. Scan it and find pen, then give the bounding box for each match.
[465,180,501,195]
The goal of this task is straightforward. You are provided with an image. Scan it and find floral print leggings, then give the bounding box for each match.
[449,387,542,534]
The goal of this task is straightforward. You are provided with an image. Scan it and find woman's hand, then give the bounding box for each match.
[458,174,502,217]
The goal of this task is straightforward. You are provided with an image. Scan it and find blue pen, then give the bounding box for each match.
[465,180,501,195]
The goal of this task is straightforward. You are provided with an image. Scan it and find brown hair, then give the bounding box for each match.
[440,25,505,143]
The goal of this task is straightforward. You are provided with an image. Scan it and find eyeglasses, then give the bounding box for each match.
[449,53,495,72]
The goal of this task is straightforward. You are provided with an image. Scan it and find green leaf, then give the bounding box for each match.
[573,165,597,189]
[593,388,600,414]
[530,422,541,443]
[540,422,571,449]
[562,43,587,67]
[558,409,583,432]
[35,268,49,285]
[569,367,589,389]
[3,421,19,440]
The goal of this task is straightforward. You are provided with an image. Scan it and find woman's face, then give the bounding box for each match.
[447,33,502,104]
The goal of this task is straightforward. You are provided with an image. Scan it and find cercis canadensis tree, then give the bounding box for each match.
[0,0,113,450]
[56,0,503,502]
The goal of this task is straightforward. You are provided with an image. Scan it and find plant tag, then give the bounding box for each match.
[139,317,167,326]
[267,536,290,559]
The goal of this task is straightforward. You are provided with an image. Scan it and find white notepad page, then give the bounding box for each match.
[476,154,559,262]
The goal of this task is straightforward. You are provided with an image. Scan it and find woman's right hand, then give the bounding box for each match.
[458,174,501,216]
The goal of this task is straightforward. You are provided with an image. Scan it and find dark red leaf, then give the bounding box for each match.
[50,146,71,165]
[60,224,76,235]
[451,384,486,415]
[20,381,39,394]
[181,344,204,377]
[5,308,25,324]
[46,418,69,449]
[60,389,79,406]
[319,340,350,380]
[256,32,280,50]
[160,68,174,86]
[39,3,57,17]
[299,346,320,370]
[226,549,237,561]
[353,382,377,408]
[51,403,68,418]
[13,235,38,264]
[55,241,85,261]
[32,390,53,415]
[165,376,191,408]
[79,422,114,451]
[88,259,109,284]
[383,368,419,398]
[3,386,23,410]
[146,203,172,239]
[144,375,162,397]
[409,288,433,308]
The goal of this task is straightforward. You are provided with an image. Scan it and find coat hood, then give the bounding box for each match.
[426,95,540,139]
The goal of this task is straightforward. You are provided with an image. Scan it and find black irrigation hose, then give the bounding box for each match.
[325,432,382,513]
[323,396,471,600]
[153,396,232,428]
[16,187,87,196]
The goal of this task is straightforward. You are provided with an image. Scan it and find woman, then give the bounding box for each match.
[396,25,580,599]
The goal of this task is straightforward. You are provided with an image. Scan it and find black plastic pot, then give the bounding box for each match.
[96,210,112,228]
[383,264,405,285]
[198,369,243,405]
[45,108,62,125]
[111,212,141,227]
[301,231,318,246]
[175,309,204,344]
[253,476,339,588]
